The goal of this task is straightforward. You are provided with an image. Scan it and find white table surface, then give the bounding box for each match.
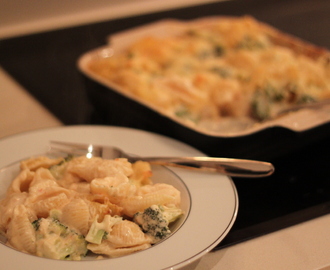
[1,1,330,269]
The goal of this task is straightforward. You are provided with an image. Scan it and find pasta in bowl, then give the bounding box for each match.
[0,154,188,261]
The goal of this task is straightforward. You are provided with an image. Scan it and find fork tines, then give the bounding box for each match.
[49,141,99,157]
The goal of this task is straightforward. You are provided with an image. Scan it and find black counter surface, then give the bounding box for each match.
[1,0,330,250]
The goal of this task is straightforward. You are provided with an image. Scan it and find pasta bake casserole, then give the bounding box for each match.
[0,155,183,260]
[87,16,330,128]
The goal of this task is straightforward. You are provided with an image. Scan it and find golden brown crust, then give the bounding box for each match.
[257,20,329,60]
[87,16,330,123]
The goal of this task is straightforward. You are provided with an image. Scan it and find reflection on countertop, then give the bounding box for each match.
[0,0,224,39]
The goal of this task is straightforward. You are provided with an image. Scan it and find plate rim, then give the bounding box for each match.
[0,125,238,270]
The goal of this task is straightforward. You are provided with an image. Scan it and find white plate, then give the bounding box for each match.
[0,125,238,270]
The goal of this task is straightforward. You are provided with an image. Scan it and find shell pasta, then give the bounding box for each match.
[0,155,183,260]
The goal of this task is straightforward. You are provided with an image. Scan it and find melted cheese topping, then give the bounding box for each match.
[88,16,330,124]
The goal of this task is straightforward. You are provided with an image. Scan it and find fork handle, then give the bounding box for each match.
[130,157,274,178]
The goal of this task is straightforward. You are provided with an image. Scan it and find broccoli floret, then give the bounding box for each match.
[251,90,271,121]
[160,205,184,223]
[49,155,73,180]
[251,84,282,120]
[175,105,199,123]
[133,205,183,244]
[33,217,87,260]
[85,215,122,245]
[236,35,266,50]
[32,218,41,231]
[210,66,230,78]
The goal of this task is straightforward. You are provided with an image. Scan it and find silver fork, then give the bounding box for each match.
[49,141,274,178]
